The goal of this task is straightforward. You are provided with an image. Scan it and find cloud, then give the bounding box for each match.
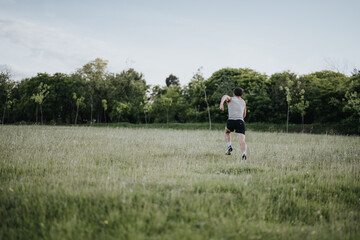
[0,0,15,3]
[2,19,117,60]
[0,19,121,79]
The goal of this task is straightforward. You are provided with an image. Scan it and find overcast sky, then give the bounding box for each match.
[1,0,359,86]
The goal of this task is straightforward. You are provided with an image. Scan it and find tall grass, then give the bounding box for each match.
[85,122,360,135]
[1,126,359,239]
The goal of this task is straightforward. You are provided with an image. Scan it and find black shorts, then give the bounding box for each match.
[226,119,245,135]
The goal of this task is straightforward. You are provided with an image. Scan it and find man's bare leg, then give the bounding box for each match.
[225,129,231,142]
[225,128,232,155]
[237,133,247,160]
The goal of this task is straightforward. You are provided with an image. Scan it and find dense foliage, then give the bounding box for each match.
[1,58,359,133]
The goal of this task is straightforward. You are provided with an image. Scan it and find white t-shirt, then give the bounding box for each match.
[228,97,245,120]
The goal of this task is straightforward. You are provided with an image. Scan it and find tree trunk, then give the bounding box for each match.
[203,88,211,130]
[2,99,7,124]
[301,112,304,133]
[90,97,93,125]
[90,107,93,124]
[195,107,198,122]
[166,109,169,128]
[144,110,148,128]
[97,111,100,124]
[286,102,289,133]
[35,104,38,124]
[75,104,79,125]
[40,104,43,125]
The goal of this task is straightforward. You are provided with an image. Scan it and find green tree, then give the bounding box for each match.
[165,74,180,87]
[161,96,172,127]
[292,89,309,132]
[279,80,294,133]
[21,72,75,124]
[78,58,109,124]
[48,73,77,124]
[343,70,360,124]
[141,91,152,126]
[143,101,152,127]
[102,99,108,123]
[73,93,85,125]
[108,69,148,123]
[301,71,348,123]
[0,69,14,124]
[344,91,360,123]
[150,84,187,125]
[31,82,50,125]
[110,101,131,122]
[189,68,212,129]
[269,71,297,131]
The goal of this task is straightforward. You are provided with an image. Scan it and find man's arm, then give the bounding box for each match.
[219,95,231,111]
[243,103,246,119]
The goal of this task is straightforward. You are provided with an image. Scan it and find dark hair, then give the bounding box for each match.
[233,87,243,97]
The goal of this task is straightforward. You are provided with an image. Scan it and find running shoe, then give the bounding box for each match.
[242,153,247,162]
[225,146,233,155]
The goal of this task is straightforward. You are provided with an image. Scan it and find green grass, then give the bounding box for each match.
[1,126,359,239]
[15,121,360,135]
[80,121,360,135]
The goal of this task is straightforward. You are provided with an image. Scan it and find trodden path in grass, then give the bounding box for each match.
[1,125,359,239]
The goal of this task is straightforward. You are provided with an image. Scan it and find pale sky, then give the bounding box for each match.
[1,0,359,86]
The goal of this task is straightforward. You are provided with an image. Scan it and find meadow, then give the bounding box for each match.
[1,125,359,239]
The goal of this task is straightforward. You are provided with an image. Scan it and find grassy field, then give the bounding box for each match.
[62,121,360,135]
[1,126,359,239]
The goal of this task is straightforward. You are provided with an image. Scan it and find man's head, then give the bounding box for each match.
[233,87,243,97]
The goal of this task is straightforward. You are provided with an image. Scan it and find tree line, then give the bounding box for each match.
[1,58,359,134]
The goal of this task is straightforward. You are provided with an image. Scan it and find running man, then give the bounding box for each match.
[219,87,247,161]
